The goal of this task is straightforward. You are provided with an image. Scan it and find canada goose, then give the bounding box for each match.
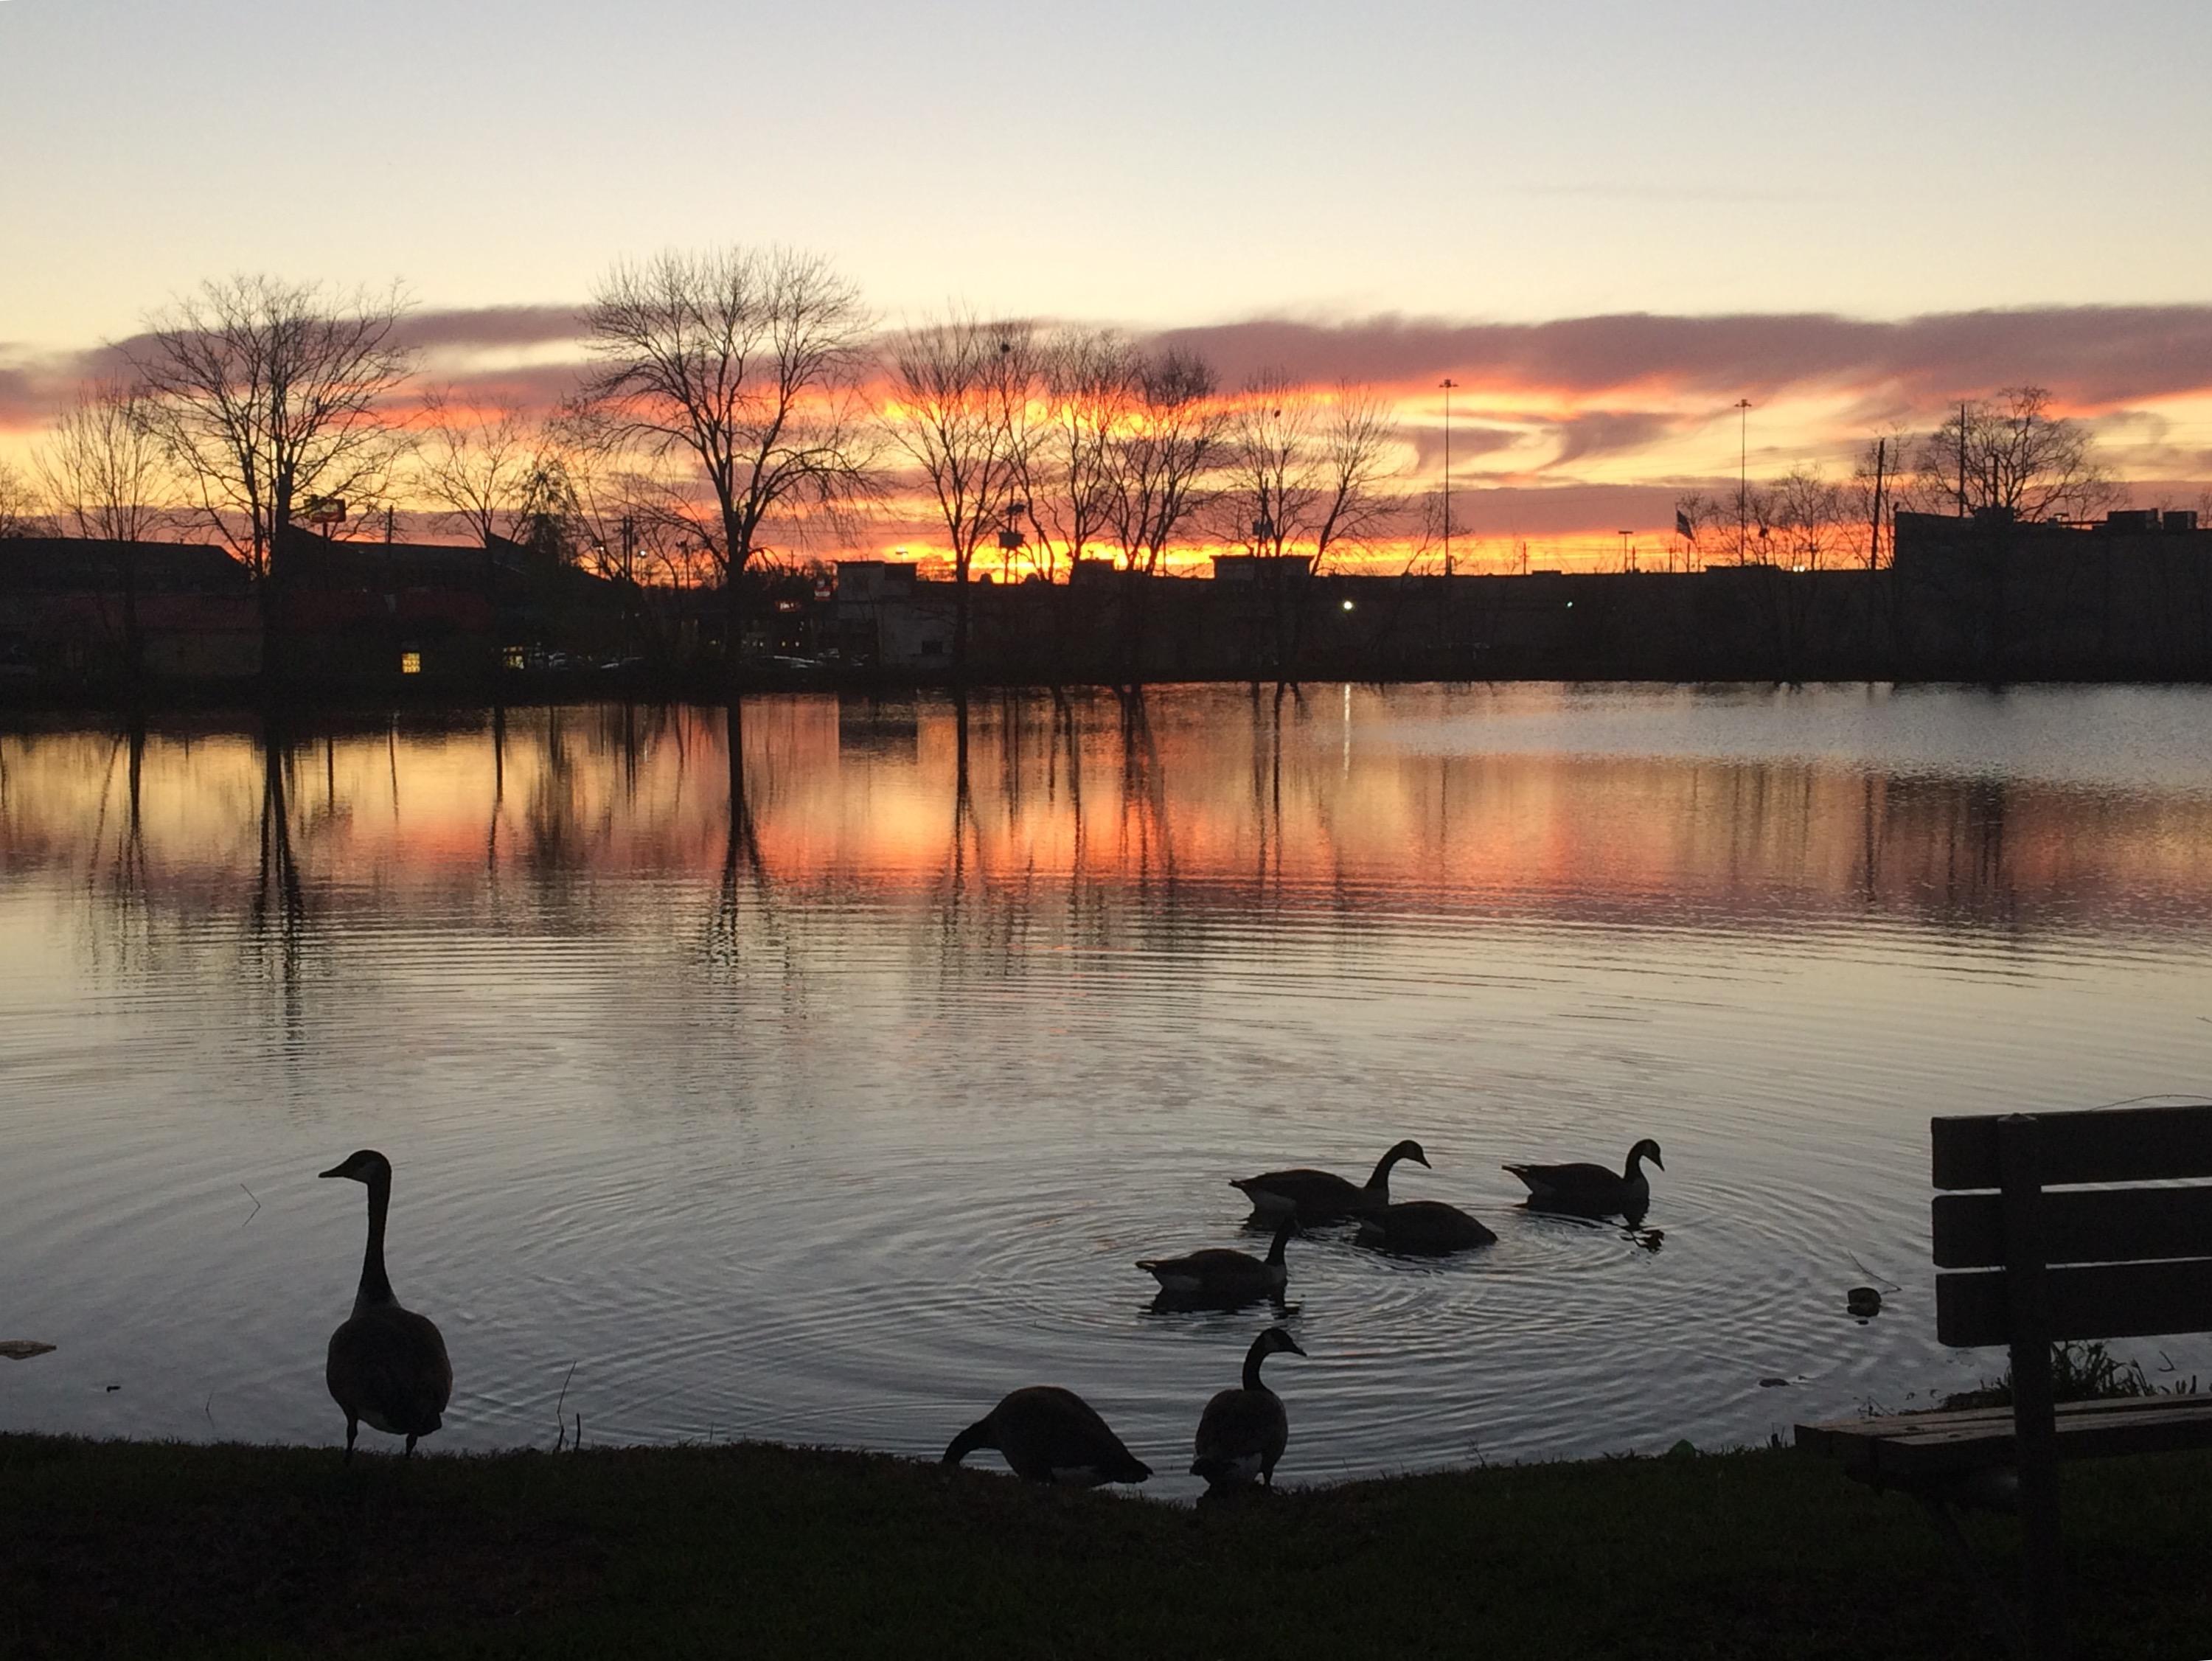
[942,1387,1152,1486]
[1503,1138,1663,1217]
[1231,1139,1429,1224]
[1138,1217,1298,1300]
[320,1149,452,1460]
[1355,1199,1498,1255]
[1191,1326,1306,1491]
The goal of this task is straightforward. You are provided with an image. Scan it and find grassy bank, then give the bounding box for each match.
[2,1434,2205,1659]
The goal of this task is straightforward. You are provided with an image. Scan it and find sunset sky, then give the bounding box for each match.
[5,0,2211,562]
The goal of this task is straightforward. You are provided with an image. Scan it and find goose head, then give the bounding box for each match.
[1385,1139,1431,1170]
[1256,1326,1307,1361]
[319,1149,393,1185]
[1627,1138,1664,1174]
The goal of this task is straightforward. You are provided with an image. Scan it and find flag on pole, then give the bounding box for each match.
[1674,508,1694,540]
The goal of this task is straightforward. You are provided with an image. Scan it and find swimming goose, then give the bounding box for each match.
[1138,1217,1298,1300]
[1355,1199,1498,1255]
[942,1387,1152,1486]
[1503,1138,1663,1217]
[320,1149,452,1460]
[1191,1326,1305,1491]
[1231,1139,1429,1224]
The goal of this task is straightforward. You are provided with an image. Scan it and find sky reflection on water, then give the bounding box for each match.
[4,683,2211,1497]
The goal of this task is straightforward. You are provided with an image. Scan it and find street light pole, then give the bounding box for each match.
[1440,377,1458,577]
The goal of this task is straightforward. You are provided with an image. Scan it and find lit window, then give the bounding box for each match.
[400,651,422,675]
[502,646,526,671]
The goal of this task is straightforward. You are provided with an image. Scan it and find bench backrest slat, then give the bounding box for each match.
[1934,1185,2212,1269]
[1936,1256,2212,1347]
[1933,1104,2212,1189]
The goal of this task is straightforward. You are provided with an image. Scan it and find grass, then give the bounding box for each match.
[1940,1340,2202,1410]
[2,1433,2208,1660]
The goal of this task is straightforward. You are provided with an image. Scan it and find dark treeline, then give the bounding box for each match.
[2,251,2204,697]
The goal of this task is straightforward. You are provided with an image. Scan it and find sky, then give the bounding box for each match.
[5,0,2212,560]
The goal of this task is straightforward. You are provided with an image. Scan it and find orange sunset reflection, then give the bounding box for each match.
[7,689,2212,949]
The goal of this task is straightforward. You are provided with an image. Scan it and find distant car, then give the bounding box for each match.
[599,655,646,671]
[769,655,824,672]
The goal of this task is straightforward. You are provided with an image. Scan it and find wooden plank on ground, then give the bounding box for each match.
[1795,1395,2212,1478]
[1933,1185,2212,1268]
[1933,1104,2212,1190]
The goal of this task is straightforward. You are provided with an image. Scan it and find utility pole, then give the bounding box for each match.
[1734,398,1753,565]
[1440,378,1458,577]
[1869,437,1887,569]
[1957,400,1969,516]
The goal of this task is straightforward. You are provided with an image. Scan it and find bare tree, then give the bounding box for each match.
[1845,427,1910,568]
[1769,464,1848,571]
[580,247,876,669]
[35,381,177,681]
[1914,386,2116,523]
[883,314,1040,674]
[126,275,417,672]
[1218,375,1398,572]
[414,389,546,547]
[1105,347,1224,577]
[0,458,45,537]
[1022,327,1135,582]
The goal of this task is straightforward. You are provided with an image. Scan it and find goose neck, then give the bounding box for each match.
[1242,1342,1276,1393]
[1265,1220,1295,1266]
[1365,1148,1406,1194]
[355,1166,397,1314]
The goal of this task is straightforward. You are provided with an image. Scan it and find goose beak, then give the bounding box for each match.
[1284,1335,1308,1357]
[1652,1152,1665,1171]
[317,1163,348,1180]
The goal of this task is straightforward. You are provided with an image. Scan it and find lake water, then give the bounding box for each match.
[4,683,2212,1499]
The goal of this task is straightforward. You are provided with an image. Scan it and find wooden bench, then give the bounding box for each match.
[1795,1104,2212,1661]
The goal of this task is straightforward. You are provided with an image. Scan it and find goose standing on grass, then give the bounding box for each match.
[320,1149,451,1460]
[1503,1138,1663,1218]
[1138,1217,1298,1302]
[1231,1139,1429,1225]
[1356,1199,1498,1255]
[942,1387,1152,1486]
[1192,1326,1305,1491]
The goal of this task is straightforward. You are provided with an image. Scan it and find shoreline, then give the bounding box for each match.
[7,669,2212,723]
[4,1431,2205,1657]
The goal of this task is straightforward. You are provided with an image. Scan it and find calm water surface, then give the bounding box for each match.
[5,683,2212,1499]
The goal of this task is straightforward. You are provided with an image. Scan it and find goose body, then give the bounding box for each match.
[1356,1199,1498,1255]
[943,1387,1152,1486]
[1503,1138,1663,1217]
[1191,1326,1305,1491]
[321,1149,452,1459]
[1138,1218,1296,1300]
[1231,1138,1429,1225]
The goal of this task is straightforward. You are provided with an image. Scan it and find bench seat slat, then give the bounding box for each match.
[1795,1395,2212,1478]
[1933,1185,2212,1268]
[1933,1104,2212,1189]
[1936,1256,2212,1347]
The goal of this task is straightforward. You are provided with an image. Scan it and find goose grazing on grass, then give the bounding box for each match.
[1192,1326,1305,1492]
[1356,1199,1498,1255]
[1503,1138,1663,1218]
[1138,1217,1298,1302]
[320,1149,452,1460]
[1231,1139,1429,1225]
[942,1387,1152,1486]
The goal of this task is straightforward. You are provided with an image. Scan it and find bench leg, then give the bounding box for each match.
[2017,1464,2065,1661]
[1918,1494,2029,1661]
